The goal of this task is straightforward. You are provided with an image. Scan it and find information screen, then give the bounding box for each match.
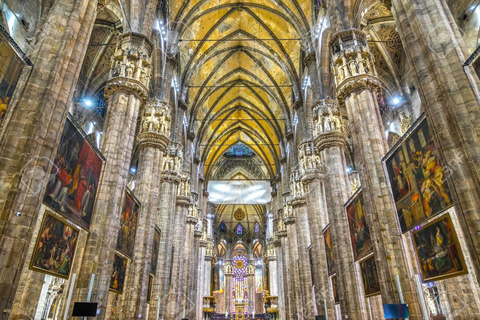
[207,180,272,204]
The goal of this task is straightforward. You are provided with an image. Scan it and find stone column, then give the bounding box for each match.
[180,198,198,319]
[283,201,304,319]
[314,99,362,319]
[148,147,182,320]
[74,31,153,319]
[277,213,290,320]
[290,174,316,319]
[392,0,480,280]
[331,29,421,318]
[121,100,170,319]
[299,140,333,318]
[273,239,285,320]
[0,0,98,314]
[165,176,190,320]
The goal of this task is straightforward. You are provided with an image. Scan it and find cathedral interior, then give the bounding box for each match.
[2,0,480,319]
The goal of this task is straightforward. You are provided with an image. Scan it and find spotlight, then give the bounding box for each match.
[84,99,93,107]
[130,167,137,174]
[391,96,402,105]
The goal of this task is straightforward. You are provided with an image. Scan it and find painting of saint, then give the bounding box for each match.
[0,34,24,128]
[360,256,381,297]
[150,228,160,275]
[116,191,140,258]
[331,275,339,304]
[43,118,103,230]
[110,253,127,293]
[323,226,335,276]
[412,213,467,282]
[30,212,79,279]
[346,190,372,260]
[385,117,452,232]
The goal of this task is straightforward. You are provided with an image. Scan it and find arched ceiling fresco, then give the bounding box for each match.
[170,0,313,180]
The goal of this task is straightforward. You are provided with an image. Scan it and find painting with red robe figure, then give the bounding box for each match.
[116,191,140,258]
[360,256,381,297]
[385,116,453,232]
[30,211,79,279]
[412,213,467,282]
[43,118,103,230]
[110,253,127,293]
[323,226,335,276]
[346,190,373,260]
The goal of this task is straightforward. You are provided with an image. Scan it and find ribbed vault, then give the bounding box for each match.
[171,0,312,180]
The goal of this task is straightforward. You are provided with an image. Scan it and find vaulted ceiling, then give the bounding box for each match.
[171,0,313,180]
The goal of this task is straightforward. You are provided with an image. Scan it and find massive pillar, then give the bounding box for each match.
[276,215,289,320]
[165,175,190,320]
[283,200,303,319]
[314,99,362,319]
[392,0,480,280]
[0,0,98,315]
[299,140,333,318]
[121,100,170,318]
[74,31,153,319]
[290,171,316,318]
[148,145,182,320]
[331,29,421,318]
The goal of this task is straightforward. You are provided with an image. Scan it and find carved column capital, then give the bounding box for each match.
[105,32,154,101]
[312,99,349,149]
[137,100,171,150]
[330,29,381,103]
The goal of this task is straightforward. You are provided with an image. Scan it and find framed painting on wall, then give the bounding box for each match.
[412,213,468,282]
[30,211,80,279]
[345,190,373,260]
[331,275,339,304]
[384,116,453,232]
[323,226,336,276]
[150,227,160,275]
[360,256,381,297]
[110,253,127,293]
[146,274,154,303]
[116,190,140,258]
[0,33,25,128]
[43,117,103,230]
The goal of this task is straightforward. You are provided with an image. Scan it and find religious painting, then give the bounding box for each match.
[323,226,336,275]
[255,267,263,293]
[412,213,467,282]
[331,275,339,304]
[146,274,154,303]
[110,253,127,293]
[30,211,79,279]
[116,191,140,258]
[150,227,160,275]
[43,118,103,230]
[346,190,373,260]
[360,256,381,297]
[213,264,220,292]
[384,116,453,232]
[0,33,25,128]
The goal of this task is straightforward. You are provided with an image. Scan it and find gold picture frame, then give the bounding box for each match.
[411,213,468,282]
[30,211,80,279]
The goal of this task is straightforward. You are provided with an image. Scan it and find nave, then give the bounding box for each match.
[1,0,480,319]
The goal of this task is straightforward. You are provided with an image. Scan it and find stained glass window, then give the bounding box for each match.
[254,223,260,233]
[219,222,227,232]
[236,224,243,235]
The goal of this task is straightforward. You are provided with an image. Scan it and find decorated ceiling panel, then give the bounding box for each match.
[171,0,311,181]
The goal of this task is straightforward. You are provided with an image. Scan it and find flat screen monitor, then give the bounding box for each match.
[383,303,409,319]
[72,302,98,317]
